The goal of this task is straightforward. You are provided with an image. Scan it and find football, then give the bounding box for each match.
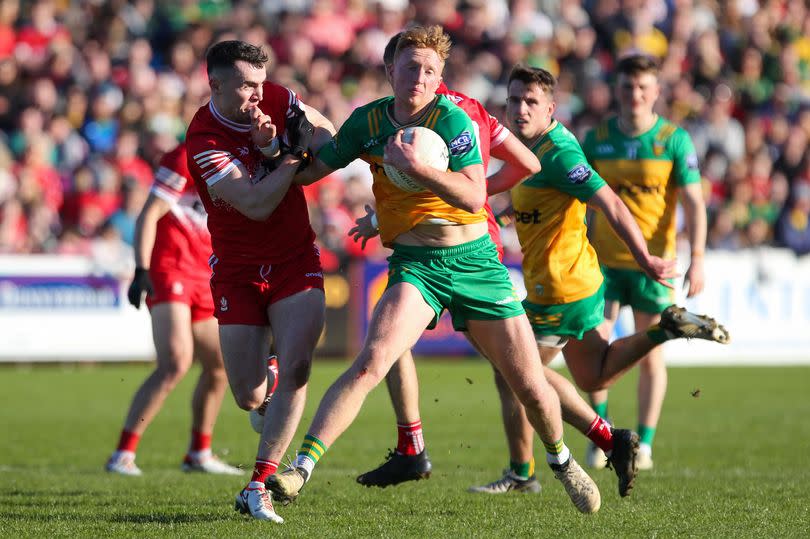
[383,126,450,192]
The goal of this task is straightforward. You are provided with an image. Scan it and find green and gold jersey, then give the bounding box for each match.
[582,116,700,269]
[511,120,606,305]
[318,94,485,246]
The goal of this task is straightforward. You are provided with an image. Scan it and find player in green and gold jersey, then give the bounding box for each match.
[470,65,729,496]
[582,55,707,471]
[268,26,603,515]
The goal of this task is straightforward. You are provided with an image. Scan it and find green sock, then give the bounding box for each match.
[591,400,609,420]
[509,458,535,479]
[297,433,328,469]
[646,324,670,344]
[637,425,656,447]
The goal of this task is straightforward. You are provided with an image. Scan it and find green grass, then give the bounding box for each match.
[1,361,809,538]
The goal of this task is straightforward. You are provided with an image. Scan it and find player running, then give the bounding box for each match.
[185,40,335,523]
[583,54,708,471]
[468,65,729,494]
[268,25,602,515]
[106,142,242,477]
[352,33,639,497]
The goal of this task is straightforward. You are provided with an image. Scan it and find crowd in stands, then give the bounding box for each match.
[1,0,809,272]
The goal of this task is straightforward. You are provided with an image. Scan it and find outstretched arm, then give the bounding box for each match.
[679,182,707,297]
[588,185,678,287]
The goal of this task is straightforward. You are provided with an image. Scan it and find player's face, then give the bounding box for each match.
[506,80,556,141]
[391,47,443,111]
[210,60,267,122]
[616,72,660,119]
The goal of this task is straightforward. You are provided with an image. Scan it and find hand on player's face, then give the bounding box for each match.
[383,129,419,174]
[348,204,379,250]
[249,106,277,148]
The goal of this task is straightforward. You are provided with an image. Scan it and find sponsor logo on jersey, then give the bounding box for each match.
[362,137,379,150]
[219,296,228,312]
[449,131,473,156]
[566,164,592,184]
[515,209,542,224]
[653,142,665,156]
[595,144,614,154]
[447,94,463,104]
[237,146,249,156]
[623,140,641,159]
[686,153,699,170]
[305,272,323,278]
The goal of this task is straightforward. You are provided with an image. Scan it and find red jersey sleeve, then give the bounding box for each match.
[151,144,191,204]
[186,132,244,189]
[486,108,509,148]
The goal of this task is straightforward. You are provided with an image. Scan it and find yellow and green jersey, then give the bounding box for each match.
[582,116,700,269]
[512,120,606,305]
[318,94,485,246]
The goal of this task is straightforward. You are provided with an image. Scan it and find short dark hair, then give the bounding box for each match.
[615,54,659,77]
[508,64,556,94]
[205,40,268,76]
[383,32,404,66]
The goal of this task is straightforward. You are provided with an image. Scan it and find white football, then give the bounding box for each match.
[383,126,449,193]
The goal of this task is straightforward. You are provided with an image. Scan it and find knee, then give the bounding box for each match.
[155,362,189,389]
[352,348,390,387]
[233,390,264,412]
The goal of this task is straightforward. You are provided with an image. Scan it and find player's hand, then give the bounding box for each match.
[348,205,379,250]
[127,267,153,309]
[283,103,315,159]
[250,106,277,148]
[684,255,705,298]
[640,256,679,289]
[383,129,419,175]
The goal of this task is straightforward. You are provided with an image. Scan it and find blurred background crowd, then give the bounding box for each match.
[1,0,809,273]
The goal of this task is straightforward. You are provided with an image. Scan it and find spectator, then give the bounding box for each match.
[775,183,810,256]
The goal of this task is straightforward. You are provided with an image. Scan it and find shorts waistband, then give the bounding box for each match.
[391,234,493,259]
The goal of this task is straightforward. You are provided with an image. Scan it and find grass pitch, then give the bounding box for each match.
[1,360,808,538]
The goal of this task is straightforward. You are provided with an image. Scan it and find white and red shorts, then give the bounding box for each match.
[209,245,324,326]
[146,271,215,322]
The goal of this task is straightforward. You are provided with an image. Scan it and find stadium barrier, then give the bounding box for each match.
[1,250,808,364]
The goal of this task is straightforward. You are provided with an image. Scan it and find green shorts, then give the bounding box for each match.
[387,234,524,331]
[601,266,674,314]
[523,283,605,341]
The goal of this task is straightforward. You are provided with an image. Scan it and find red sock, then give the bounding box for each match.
[586,416,614,453]
[116,430,141,453]
[396,420,425,456]
[251,459,279,483]
[190,430,212,453]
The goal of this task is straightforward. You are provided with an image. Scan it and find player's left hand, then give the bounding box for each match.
[250,106,277,148]
[642,256,679,289]
[384,129,419,175]
[684,256,705,297]
[348,205,379,250]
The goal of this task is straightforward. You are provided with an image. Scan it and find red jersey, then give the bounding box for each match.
[186,81,315,264]
[149,143,212,276]
[436,83,509,257]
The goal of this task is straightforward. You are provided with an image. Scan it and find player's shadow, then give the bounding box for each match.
[108,513,229,524]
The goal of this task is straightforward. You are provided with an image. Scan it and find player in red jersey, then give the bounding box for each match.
[106,142,243,477]
[351,34,639,498]
[185,40,335,523]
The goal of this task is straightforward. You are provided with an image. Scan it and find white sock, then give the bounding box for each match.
[294,454,315,480]
[639,443,652,457]
[112,450,135,461]
[187,448,212,461]
[546,445,571,466]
